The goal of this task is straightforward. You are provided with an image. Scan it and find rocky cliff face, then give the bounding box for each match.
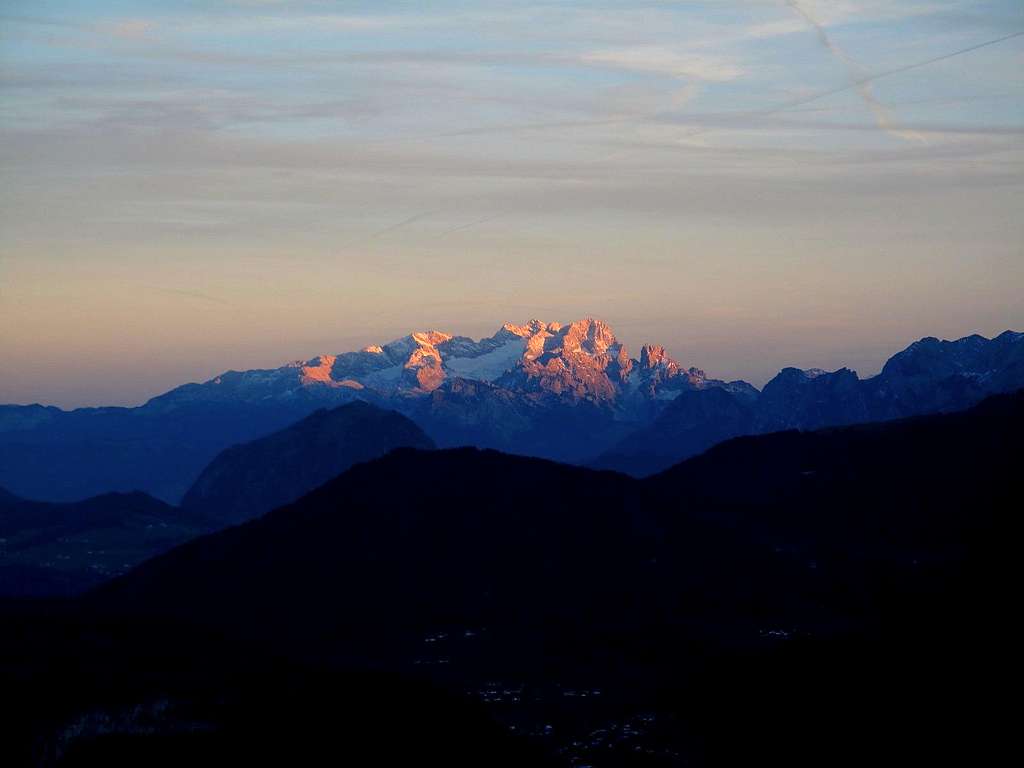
[758,367,871,430]
[147,317,742,411]
[3,321,1022,501]
[496,319,633,402]
[866,330,1024,418]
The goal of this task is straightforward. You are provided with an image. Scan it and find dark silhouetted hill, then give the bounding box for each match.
[591,387,757,475]
[0,490,209,597]
[57,392,1019,765]
[181,402,435,526]
[0,606,548,768]
[2,391,1020,765]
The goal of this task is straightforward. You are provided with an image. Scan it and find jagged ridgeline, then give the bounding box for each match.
[0,319,1021,501]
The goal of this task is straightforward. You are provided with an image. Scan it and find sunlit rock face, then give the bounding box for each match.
[400,333,449,392]
[300,355,338,386]
[44,318,1024,425]
[497,319,634,402]
[129,317,752,470]
[626,341,756,419]
[174,316,734,408]
[639,345,672,371]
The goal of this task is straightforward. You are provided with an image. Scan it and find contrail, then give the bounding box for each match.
[417,30,1023,150]
[770,29,1024,117]
[435,213,504,238]
[336,210,438,253]
[668,28,1024,143]
[785,0,924,142]
[146,286,231,306]
[366,210,437,239]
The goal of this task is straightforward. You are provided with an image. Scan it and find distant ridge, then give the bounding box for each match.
[595,328,1024,474]
[1,322,1021,500]
[182,402,435,526]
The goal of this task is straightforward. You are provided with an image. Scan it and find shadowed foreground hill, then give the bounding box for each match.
[100,451,658,643]
[650,390,1017,557]
[3,392,1019,766]
[0,490,208,597]
[0,607,548,768]
[103,393,1019,631]
[0,403,435,597]
[181,401,435,526]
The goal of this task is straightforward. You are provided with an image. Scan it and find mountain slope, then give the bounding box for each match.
[0,400,331,503]
[0,607,548,768]
[591,387,757,475]
[3,322,1021,500]
[181,402,435,526]
[96,449,653,640]
[0,317,738,501]
[650,390,1018,558]
[0,490,209,596]
[95,391,1022,635]
[597,329,1024,475]
[76,391,1022,766]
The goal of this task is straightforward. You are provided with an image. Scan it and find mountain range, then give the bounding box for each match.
[2,318,1018,764]
[0,403,435,596]
[4,390,1017,766]
[1,319,1020,502]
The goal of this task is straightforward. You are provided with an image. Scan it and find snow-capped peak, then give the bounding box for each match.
[187,317,745,407]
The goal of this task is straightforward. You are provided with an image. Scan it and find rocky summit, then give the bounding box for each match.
[150,317,750,413]
[1,320,1021,502]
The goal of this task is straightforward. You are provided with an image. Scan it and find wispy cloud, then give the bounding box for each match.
[100,19,155,40]
[578,46,743,82]
[766,29,1024,118]
[785,0,926,143]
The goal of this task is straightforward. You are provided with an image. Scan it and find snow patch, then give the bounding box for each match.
[363,364,404,386]
[444,339,527,382]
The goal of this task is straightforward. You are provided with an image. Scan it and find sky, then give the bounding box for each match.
[1,0,1022,408]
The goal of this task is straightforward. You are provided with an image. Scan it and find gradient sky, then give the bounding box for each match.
[1,0,1022,408]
